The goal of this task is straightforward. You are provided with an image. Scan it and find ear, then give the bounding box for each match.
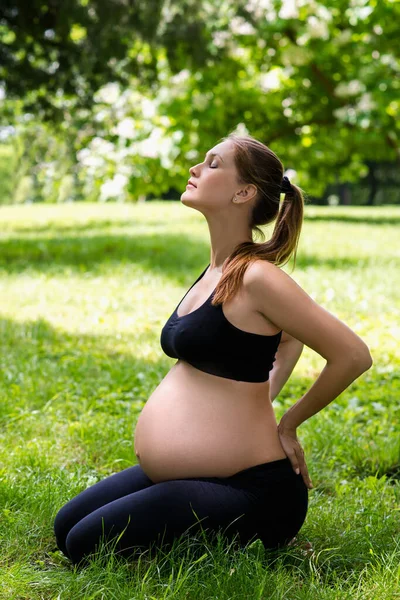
[236,184,258,203]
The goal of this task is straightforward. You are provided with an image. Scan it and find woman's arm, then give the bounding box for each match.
[278,355,370,431]
[245,260,373,427]
[245,260,372,487]
[269,332,304,402]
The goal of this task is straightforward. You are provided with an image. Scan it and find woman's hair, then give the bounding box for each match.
[212,132,307,307]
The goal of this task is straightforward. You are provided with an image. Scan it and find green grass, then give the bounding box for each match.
[0,201,399,599]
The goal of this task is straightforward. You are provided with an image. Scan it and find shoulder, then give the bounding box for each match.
[243,259,309,323]
[243,260,297,342]
[242,259,372,364]
[243,259,305,320]
[243,259,292,291]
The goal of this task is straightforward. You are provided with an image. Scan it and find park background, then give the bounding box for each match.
[0,1,399,599]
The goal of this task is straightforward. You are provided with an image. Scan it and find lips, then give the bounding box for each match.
[187,180,197,188]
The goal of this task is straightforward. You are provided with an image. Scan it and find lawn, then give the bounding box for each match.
[0,201,399,599]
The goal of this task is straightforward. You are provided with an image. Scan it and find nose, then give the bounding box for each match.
[190,159,203,175]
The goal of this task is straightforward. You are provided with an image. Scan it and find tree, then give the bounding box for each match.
[0,0,226,120]
[1,0,399,203]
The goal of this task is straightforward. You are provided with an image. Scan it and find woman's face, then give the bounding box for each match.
[181,140,243,211]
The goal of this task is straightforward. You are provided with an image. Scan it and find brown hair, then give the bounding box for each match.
[211,132,306,307]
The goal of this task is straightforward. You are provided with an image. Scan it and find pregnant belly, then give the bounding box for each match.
[134,361,287,482]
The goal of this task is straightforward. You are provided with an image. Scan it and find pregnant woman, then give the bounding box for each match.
[54,133,373,565]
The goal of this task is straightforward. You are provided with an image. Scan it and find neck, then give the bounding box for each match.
[205,216,252,272]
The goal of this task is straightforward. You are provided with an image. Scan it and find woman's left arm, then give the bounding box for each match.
[245,260,373,425]
[276,354,371,489]
[245,261,373,486]
[278,354,371,432]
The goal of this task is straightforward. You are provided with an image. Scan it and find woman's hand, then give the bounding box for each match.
[277,422,313,490]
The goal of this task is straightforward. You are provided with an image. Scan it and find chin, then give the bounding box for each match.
[180,190,195,203]
[180,196,203,213]
[180,196,195,206]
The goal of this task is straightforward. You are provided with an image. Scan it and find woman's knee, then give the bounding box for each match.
[65,520,94,565]
[53,492,94,557]
[64,514,135,565]
[54,501,75,556]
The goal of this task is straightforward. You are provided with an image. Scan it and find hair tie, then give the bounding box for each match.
[280,176,293,194]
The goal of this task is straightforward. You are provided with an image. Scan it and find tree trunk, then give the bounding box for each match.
[339,182,352,205]
[366,161,377,206]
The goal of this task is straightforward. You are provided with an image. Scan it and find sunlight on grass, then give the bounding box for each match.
[0,202,399,599]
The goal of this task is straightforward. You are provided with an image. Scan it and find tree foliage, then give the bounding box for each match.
[0,0,399,204]
[0,0,225,119]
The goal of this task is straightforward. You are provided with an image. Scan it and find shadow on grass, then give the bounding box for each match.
[3,219,171,235]
[304,213,400,226]
[0,314,168,474]
[0,231,395,277]
[1,315,399,590]
[0,314,167,415]
[4,211,400,234]
[0,232,210,279]
[0,314,397,486]
[0,312,183,479]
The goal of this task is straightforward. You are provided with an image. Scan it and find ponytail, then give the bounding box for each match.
[211,134,306,307]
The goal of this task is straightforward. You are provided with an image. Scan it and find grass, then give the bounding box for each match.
[0,201,399,599]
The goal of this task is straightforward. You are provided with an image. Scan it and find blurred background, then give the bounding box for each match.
[0,0,399,207]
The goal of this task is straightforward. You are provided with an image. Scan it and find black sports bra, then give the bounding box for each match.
[160,264,282,383]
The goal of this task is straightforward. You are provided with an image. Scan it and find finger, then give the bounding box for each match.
[303,470,313,489]
[288,452,300,475]
[294,447,306,475]
[281,446,299,474]
[297,454,313,488]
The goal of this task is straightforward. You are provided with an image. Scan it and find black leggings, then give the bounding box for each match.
[54,457,308,565]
